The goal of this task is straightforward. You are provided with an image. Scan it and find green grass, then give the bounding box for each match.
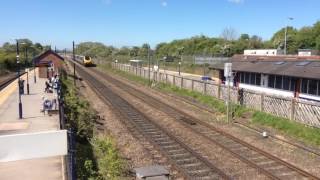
[252,111,320,146]
[155,82,226,113]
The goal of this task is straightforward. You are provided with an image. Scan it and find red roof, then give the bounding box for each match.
[34,50,64,65]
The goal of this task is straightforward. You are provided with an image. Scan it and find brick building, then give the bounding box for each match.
[33,50,64,78]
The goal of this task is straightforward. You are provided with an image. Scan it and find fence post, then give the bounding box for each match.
[218,83,221,99]
[165,74,168,84]
[204,82,207,95]
[181,77,183,88]
[192,80,194,91]
[173,75,176,86]
[290,98,296,121]
[260,93,265,111]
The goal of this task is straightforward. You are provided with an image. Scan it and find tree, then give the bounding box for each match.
[220,27,238,41]
[239,34,250,41]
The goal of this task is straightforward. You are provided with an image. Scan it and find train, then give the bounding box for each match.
[74,55,94,67]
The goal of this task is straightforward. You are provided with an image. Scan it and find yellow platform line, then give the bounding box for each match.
[0,69,37,106]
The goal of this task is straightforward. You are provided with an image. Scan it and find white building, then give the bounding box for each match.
[244,49,284,56]
[298,49,319,56]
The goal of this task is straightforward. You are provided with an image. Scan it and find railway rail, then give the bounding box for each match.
[0,73,25,91]
[89,65,320,180]
[73,61,231,180]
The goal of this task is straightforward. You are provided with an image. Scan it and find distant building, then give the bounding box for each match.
[298,49,319,56]
[244,49,284,56]
[129,59,143,67]
[209,55,320,102]
[34,50,64,78]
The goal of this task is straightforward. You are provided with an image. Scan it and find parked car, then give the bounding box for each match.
[201,76,213,81]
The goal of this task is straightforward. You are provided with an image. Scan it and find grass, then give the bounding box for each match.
[155,82,226,113]
[252,111,320,146]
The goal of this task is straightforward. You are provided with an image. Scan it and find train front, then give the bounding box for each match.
[83,56,93,66]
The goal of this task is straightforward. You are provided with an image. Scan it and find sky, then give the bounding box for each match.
[0,0,319,49]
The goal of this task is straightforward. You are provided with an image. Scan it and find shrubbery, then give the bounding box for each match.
[61,71,125,179]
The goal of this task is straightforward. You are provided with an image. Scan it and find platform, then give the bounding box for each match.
[0,70,65,180]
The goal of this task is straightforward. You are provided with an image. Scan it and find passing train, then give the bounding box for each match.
[83,56,94,66]
[74,55,94,67]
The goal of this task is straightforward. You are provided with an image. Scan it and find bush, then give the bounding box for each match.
[92,136,124,179]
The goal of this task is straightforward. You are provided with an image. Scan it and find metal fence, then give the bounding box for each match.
[57,78,76,180]
[112,63,320,128]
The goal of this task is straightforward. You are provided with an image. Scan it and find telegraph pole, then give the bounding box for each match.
[284,17,294,55]
[25,47,30,94]
[16,40,23,119]
[72,41,76,86]
[148,44,150,85]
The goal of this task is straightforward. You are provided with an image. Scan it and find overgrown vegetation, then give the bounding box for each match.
[61,70,125,179]
[252,111,320,146]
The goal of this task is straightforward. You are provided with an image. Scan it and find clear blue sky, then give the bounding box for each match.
[1,0,319,49]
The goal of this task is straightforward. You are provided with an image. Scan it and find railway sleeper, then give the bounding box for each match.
[162,144,180,150]
[181,162,202,168]
[158,141,176,146]
[167,148,185,154]
[187,168,212,177]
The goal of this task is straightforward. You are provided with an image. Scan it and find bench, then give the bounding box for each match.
[47,109,59,116]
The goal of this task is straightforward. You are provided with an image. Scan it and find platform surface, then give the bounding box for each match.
[0,70,64,180]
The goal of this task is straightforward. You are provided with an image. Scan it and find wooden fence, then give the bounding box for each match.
[112,63,320,128]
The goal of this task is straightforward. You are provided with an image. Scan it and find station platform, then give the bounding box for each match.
[0,70,65,180]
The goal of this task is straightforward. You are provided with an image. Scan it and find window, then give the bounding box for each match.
[250,73,256,85]
[290,78,297,91]
[308,80,318,95]
[283,76,290,90]
[256,74,261,86]
[318,81,320,96]
[268,75,275,88]
[275,75,283,89]
[245,72,250,84]
[240,72,245,83]
[301,79,308,94]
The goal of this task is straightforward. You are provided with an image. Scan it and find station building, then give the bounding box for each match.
[34,50,64,78]
[210,54,320,102]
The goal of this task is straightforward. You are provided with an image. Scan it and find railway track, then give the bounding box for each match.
[0,73,24,91]
[89,65,320,180]
[73,62,231,180]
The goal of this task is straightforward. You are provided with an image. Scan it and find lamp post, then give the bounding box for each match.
[178,47,184,76]
[284,17,294,55]
[33,54,37,83]
[16,40,23,119]
[147,44,151,84]
[25,47,30,94]
[72,41,76,86]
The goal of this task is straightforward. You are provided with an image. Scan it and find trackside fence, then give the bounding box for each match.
[57,74,77,180]
[112,63,320,128]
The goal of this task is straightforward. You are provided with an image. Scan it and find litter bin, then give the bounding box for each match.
[19,79,25,94]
